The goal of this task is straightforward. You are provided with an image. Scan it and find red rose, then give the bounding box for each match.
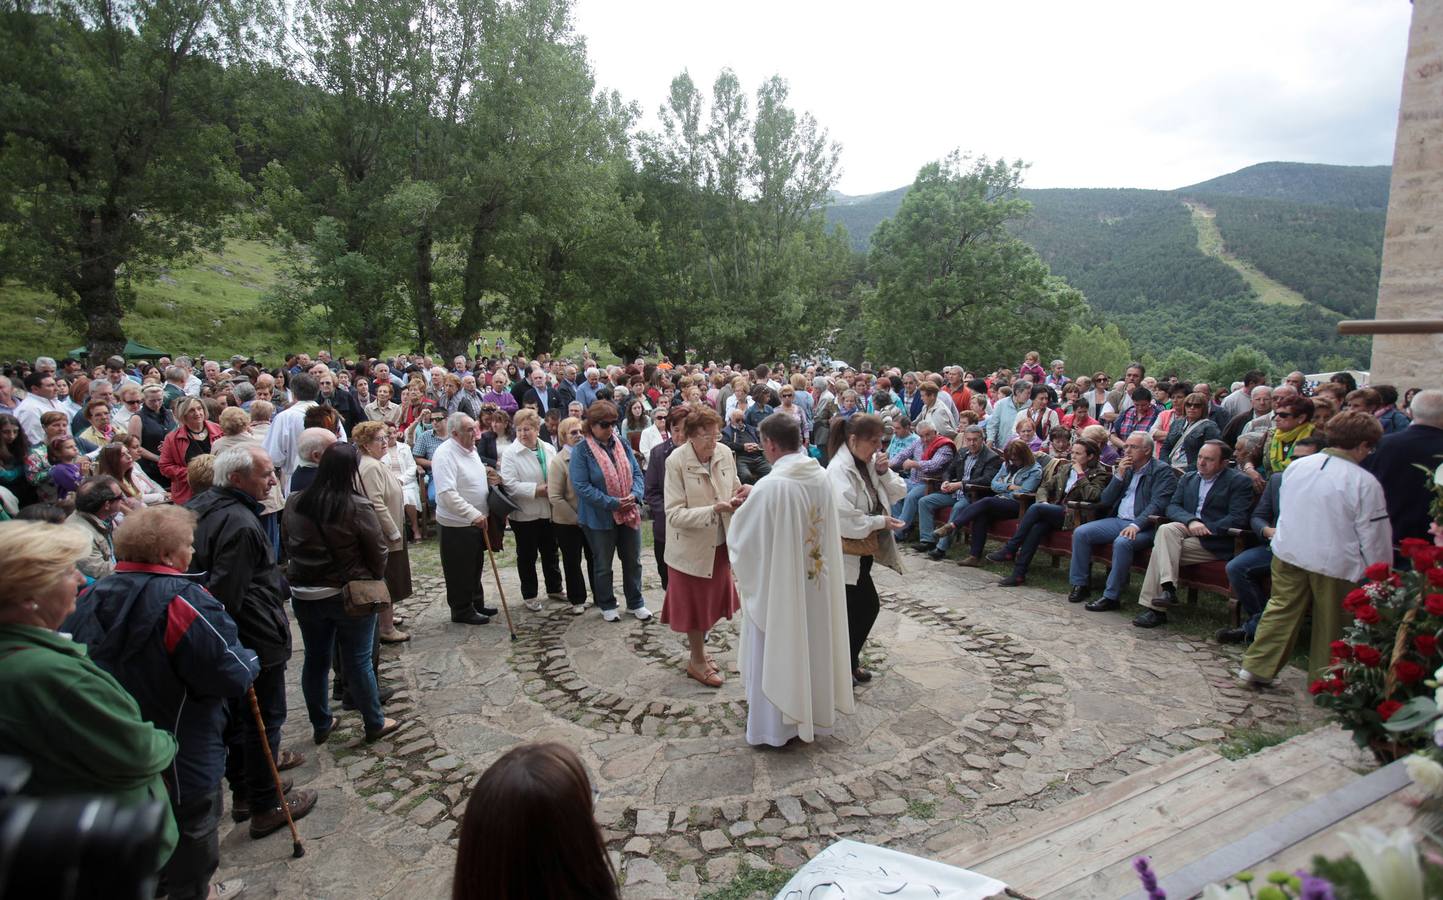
[1330,639,1353,661]
[1366,562,1393,582]
[1353,604,1381,625]
[1326,678,1347,695]
[1343,588,1370,613]
[1427,568,1443,587]
[1353,645,1383,666]
[1394,659,1427,683]
[1378,699,1404,721]
[1402,537,1432,556]
[1417,634,1439,657]
[1426,594,1443,617]
[1309,679,1325,695]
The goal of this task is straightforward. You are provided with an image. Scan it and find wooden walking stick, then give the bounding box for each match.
[246,686,305,858]
[481,519,518,641]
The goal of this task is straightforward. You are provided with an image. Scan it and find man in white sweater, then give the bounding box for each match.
[1239,411,1392,685]
[432,412,501,625]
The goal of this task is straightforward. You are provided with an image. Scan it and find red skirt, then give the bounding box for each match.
[661,544,741,633]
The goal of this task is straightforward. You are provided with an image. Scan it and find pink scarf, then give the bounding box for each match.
[585,435,641,529]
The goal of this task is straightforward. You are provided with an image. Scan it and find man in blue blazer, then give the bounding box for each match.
[1361,390,1443,546]
[1133,440,1255,628]
[1073,432,1180,610]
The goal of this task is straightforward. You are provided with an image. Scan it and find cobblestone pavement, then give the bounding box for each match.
[216,542,1323,898]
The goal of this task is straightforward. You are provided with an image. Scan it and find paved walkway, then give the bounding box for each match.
[216,543,1322,898]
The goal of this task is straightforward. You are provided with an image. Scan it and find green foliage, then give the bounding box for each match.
[1203,194,1385,318]
[1207,344,1274,390]
[1156,347,1211,382]
[1061,324,1131,382]
[0,0,260,356]
[1180,161,1391,211]
[702,863,794,900]
[863,154,1085,371]
[1217,724,1316,761]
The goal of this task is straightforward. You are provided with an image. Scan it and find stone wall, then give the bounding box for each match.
[1371,0,1443,388]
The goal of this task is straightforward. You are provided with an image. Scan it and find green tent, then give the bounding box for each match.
[68,339,170,359]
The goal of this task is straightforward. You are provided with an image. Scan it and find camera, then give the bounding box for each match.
[0,756,168,900]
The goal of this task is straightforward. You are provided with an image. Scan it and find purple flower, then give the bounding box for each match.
[1296,871,1336,900]
[1133,856,1166,900]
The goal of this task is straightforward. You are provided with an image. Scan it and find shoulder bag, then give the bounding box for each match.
[842,467,886,556]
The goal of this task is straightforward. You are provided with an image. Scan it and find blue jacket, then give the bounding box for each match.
[1251,472,1281,539]
[1361,423,1443,542]
[990,461,1043,494]
[1166,467,1255,558]
[570,435,645,531]
[1378,407,1410,435]
[1098,458,1179,529]
[64,563,259,802]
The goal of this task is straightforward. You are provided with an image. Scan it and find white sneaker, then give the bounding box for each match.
[1236,667,1273,686]
[601,607,620,622]
[209,880,246,900]
[569,604,585,616]
[524,598,543,612]
[631,606,653,621]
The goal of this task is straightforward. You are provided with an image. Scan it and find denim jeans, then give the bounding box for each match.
[1003,502,1066,576]
[1069,517,1158,600]
[291,598,384,733]
[1226,544,1274,639]
[892,483,928,540]
[582,524,645,611]
[956,495,1021,558]
[918,491,965,544]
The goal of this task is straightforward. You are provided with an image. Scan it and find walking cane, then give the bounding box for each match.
[246,686,305,858]
[480,519,518,641]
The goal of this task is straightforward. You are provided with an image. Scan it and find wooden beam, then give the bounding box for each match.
[1338,319,1443,335]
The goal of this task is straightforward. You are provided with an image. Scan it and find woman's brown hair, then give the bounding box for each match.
[682,405,722,438]
[453,742,616,900]
[1004,439,1036,469]
[584,399,619,428]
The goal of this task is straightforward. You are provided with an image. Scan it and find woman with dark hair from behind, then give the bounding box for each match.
[453,742,617,900]
[282,442,400,744]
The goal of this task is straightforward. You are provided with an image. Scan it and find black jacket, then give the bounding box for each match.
[644,438,676,529]
[523,386,564,416]
[186,487,291,667]
[283,492,388,589]
[320,389,366,433]
[942,445,1003,489]
[1251,472,1281,540]
[554,380,578,407]
[1098,458,1179,529]
[1165,467,1255,558]
[1362,424,1443,543]
[1160,416,1221,471]
[65,565,259,801]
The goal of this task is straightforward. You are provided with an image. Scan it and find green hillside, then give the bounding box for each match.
[1179,161,1391,211]
[0,238,608,365]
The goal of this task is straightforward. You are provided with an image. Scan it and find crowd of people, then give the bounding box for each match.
[0,346,1437,897]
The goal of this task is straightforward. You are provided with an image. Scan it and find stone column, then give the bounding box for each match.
[1371,0,1443,388]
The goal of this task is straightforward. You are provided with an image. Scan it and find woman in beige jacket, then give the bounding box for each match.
[355,421,411,642]
[547,416,593,613]
[661,406,748,687]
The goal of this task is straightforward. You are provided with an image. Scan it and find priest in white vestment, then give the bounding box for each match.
[728,412,854,747]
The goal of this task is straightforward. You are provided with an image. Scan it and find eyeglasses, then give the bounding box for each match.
[125,399,142,406]
[1274,411,1299,419]
[1185,402,1205,409]
[596,420,617,429]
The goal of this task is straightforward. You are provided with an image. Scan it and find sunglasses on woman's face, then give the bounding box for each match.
[596,420,617,429]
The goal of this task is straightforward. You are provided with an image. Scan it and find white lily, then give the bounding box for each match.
[1199,883,1250,900]
[1405,754,1443,797]
[1339,827,1424,900]
[1434,462,1443,487]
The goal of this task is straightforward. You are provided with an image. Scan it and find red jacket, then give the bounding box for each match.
[159,421,224,505]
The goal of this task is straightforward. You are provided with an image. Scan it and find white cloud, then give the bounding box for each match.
[573,0,1410,194]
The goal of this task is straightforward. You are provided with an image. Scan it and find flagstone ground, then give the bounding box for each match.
[216,541,1325,899]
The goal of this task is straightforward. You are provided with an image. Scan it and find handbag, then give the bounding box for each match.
[341,579,391,617]
[842,532,881,556]
[487,481,519,518]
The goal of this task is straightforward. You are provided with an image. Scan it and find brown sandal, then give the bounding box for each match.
[687,663,724,688]
[704,656,720,674]
[275,749,305,771]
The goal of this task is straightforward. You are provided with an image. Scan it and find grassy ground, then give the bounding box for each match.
[0,237,613,365]
[1184,201,1315,309]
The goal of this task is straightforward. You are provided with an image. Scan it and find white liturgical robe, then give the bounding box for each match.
[728,450,853,746]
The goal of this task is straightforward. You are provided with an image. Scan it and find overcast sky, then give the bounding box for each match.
[572,0,1413,196]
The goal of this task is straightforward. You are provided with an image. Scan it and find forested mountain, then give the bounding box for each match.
[1179,161,1391,210]
[822,162,1387,370]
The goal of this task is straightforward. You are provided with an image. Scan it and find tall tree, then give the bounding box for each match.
[0,0,260,357]
[863,153,1086,371]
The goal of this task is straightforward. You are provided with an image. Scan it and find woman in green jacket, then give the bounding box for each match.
[0,520,179,866]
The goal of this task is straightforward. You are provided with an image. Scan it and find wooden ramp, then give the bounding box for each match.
[941,727,1410,899]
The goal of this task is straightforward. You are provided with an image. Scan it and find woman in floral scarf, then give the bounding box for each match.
[569,400,652,622]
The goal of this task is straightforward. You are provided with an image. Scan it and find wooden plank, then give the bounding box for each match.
[1339,318,1443,335]
[1114,759,1410,900]
[965,737,1339,895]
[940,747,1222,869]
[1251,787,1412,876]
[1055,761,1357,899]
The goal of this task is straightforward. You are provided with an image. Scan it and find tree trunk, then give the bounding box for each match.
[75,210,126,359]
[411,223,434,353]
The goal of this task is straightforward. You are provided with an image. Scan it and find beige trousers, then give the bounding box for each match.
[1138,522,1217,609]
